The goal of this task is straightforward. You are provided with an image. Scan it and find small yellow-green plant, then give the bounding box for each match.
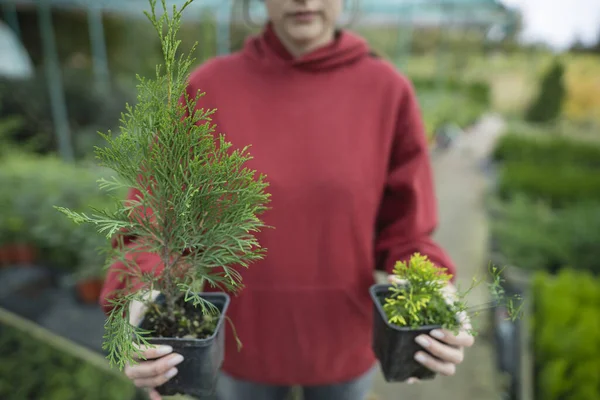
[383,253,523,334]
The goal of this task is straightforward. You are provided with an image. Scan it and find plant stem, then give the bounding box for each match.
[466,301,501,314]
[150,303,163,316]
[161,0,175,322]
[161,246,177,323]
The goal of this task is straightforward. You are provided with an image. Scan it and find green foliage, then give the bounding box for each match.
[411,77,491,138]
[55,0,270,370]
[490,127,600,275]
[533,270,600,399]
[497,161,600,207]
[382,253,523,334]
[489,195,565,272]
[411,77,491,108]
[0,323,141,400]
[0,116,23,157]
[492,132,600,169]
[0,71,131,158]
[489,195,600,274]
[383,253,453,328]
[0,152,120,272]
[525,59,566,123]
[419,93,482,135]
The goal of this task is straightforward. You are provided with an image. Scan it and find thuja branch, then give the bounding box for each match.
[55,0,270,370]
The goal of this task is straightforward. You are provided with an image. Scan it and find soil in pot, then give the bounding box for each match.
[369,283,442,382]
[138,292,230,398]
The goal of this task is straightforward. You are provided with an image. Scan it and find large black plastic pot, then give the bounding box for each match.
[369,283,441,382]
[140,292,230,398]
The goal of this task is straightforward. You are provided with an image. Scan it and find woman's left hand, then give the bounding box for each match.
[411,324,474,381]
[386,277,475,383]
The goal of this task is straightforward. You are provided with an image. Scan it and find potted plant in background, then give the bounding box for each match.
[370,253,524,382]
[0,179,18,267]
[55,0,270,397]
[72,231,109,305]
[0,161,37,268]
[0,216,36,267]
[74,272,105,305]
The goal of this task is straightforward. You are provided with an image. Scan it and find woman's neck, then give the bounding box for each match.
[272,25,336,58]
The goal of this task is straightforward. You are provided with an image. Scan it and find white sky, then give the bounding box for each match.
[499,0,600,49]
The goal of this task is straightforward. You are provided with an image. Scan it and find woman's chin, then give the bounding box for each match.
[286,24,326,45]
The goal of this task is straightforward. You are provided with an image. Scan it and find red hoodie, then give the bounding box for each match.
[100,25,456,386]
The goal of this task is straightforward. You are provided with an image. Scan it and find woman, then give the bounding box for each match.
[100,0,475,399]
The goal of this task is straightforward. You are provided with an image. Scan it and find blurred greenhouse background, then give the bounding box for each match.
[1,0,599,399]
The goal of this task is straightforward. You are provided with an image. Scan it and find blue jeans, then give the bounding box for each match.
[216,367,377,400]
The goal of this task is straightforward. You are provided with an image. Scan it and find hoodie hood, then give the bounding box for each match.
[242,23,370,72]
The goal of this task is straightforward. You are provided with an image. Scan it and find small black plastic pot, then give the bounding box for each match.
[140,292,231,398]
[369,283,441,382]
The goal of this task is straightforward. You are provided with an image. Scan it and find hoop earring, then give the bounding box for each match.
[243,0,264,29]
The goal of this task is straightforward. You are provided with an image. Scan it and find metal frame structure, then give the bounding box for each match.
[0,0,512,161]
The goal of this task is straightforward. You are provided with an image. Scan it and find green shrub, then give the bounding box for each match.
[0,153,124,272]
[498,161,600,207]
[489,196,566,273]
[465,81,492,106]
[492,132,600,169]
[0,70,132,158]
[0,321,141,400]
[533,269,600,399]
[489,196,600,274]
[525,59,567,123]
[410,76,491,107]
[417,91,486,137]
[557,203,600,274]
[408,76,491,136]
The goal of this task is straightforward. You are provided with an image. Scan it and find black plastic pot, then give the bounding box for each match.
[140,292,230,398]
[369,283,441,382]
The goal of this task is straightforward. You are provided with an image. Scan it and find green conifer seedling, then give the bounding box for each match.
[55,0,270,370]
[384,253,524,335]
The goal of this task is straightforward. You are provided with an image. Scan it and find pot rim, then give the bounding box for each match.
[370,283,443,332]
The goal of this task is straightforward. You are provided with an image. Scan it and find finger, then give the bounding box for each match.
[430,329,475,348]
[131,343,174,360]
[143,289,161,302]
[148,389,162,400]
[129,290,161,325]
[129,300,147,326]
[133,367,178,389]
[415,334,464,365]
[406,377,421,384]
[125,353,184,380]
[414,351,456,376]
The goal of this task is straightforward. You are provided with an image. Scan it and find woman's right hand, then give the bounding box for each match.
[125,291,185,400]
[124,344,184,400]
